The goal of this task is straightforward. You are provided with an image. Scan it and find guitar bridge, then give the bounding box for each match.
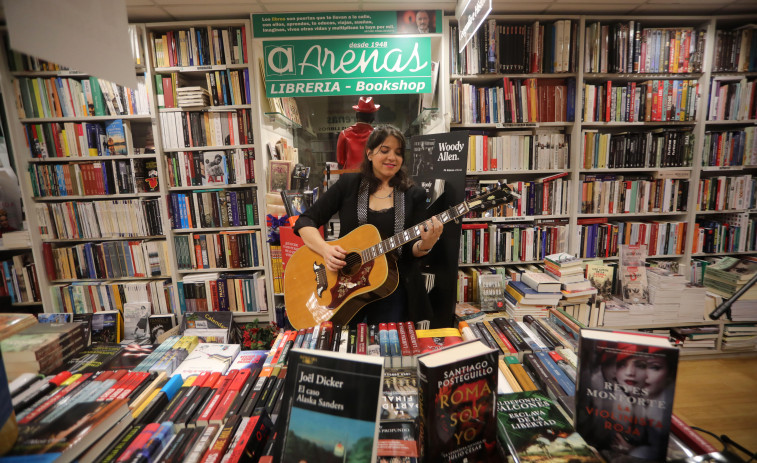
[313,262,327,297]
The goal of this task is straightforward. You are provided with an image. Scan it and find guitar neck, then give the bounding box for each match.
[359,201,470,262]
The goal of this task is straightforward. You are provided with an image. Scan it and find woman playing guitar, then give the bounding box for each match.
[294,125,443,326]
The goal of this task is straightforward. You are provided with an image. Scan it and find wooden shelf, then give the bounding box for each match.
[178,266,265,273]
[19,114,152,122]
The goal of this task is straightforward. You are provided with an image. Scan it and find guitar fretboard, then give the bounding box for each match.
[359,201,470,262]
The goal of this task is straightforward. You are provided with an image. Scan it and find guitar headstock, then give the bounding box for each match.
[466,181,520,213]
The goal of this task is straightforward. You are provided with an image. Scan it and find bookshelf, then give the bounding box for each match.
[442,14,757,343]
[143,19,274,319]
[0,20,275,318]
[0,24,176,313]
[443,15,582,289]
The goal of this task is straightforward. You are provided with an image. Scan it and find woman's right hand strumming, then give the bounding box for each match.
[321,244,347,272]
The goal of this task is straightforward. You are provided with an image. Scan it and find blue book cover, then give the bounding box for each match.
[229,191,239,226]
[534,349,575,396]
[104,119,127,156]
[509,280,560,298]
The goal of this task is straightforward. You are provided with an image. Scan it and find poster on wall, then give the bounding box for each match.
[253,11,442,37]
[410,132,469,328]
[263,37,432,98]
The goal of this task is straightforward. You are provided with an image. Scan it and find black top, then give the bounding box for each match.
[367,207,395,242]
[294,173,433,323]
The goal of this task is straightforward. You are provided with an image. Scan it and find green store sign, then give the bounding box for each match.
[263,37,433,97]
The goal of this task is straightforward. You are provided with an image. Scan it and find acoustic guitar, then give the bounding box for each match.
[284,182,518,329]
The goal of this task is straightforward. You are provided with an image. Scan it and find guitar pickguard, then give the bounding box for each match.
[328,261,375,309]
[312,262,327,297]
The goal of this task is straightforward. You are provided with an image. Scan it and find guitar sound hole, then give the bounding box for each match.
[340,252,363,276]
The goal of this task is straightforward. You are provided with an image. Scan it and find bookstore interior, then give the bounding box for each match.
[0,1,757,462]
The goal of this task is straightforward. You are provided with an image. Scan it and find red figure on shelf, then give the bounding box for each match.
[336,97,380,170]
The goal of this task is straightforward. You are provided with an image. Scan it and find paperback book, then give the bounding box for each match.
[497,390,603,463]
[275,348,385,463]
[417,339,498,463]
[172,342,241,379]
[575,328,679,462]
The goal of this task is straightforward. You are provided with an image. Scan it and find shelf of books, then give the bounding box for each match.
[444,15,581,292]
[144,19,273,320]
[0,20,274,319]
[445,14,757,344]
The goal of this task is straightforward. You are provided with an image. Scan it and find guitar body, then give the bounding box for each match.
[284,224,399,329]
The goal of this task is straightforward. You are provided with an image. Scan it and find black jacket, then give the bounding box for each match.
[294,173,433,322]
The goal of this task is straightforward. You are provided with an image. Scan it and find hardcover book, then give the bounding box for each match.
[496,390,602,463]
[575,328,679,462]
[417,339,498,463]
[275,348,385,463]
[172,342,241,379]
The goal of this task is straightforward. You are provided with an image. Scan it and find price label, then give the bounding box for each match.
[60,70,84,76]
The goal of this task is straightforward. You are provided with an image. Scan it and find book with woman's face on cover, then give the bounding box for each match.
[575,328,679,462]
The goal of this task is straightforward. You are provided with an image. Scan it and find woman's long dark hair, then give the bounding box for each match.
[359,124,413,194]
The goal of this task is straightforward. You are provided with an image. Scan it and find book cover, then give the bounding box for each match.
[67,343,124,373]
[377,419,419,463]
[496,390,602,463]
[37,313,72,324]
[123,302,151,344]
[229,349,268,371]
[103,343,155,370]
[521,272,562,293]
[586,262,615,301]
[575,328,679,462]
[276,348,384,463]
[11,399,130,458]
[417,340,498,463]
[415,328,464,354]
[380,368,419,421]
[148,314,176,344]
[173,342,241,379]
[202,151,229,185]
[104,119,127,156]
[90,311,122,344]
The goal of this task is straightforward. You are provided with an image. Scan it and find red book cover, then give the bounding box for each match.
[404,321,421,356]
[605,80,612,122]
[209,369,250,425]
[196,370,238,427]
[42,242,57,281]
[417,341,498,462]
[201,415,242,463]
[357,323,368,355]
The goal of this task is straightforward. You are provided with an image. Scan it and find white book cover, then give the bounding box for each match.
[173,343,241,379]
[123,302,151,344]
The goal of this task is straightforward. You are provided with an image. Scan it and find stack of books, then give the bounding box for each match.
[679,284,708,322]
[0,322,87,380]
[647,267,689,323]
[176,86,211,107]
[721,324,757,352]
[542,253,597,304]
[0,229,31,248]
[504,279,561,320]
[671,325,719,350]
